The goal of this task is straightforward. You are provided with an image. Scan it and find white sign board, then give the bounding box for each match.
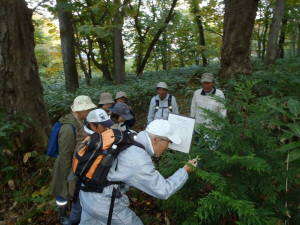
[168,113,195,153]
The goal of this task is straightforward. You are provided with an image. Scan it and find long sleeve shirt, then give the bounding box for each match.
[190,88,226,128]
[147,93,179,124]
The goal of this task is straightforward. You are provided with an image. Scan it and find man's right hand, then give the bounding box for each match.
[183,158,198,173]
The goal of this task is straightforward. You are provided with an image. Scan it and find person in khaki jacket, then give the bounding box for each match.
[50,96,96,225]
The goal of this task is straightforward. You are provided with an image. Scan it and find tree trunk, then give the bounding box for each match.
[74,23,90,86]
[265,0,286,65]
[191,0,207,66]
[257,24,261,59]
[278,16,288,58]
[261,3,272,61]
[113,0,125,84]
[0,0,51,150]
[297,23,300,56]
[262,21,269,60]
[136,0,178,76]
[219,0,259,79]
[162,31,168,70]
[290,29,296,56]
[57,0,79,93]
[88,38,112,81]
[85,0,112,81]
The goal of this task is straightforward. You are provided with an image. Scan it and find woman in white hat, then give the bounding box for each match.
[50,95,96,225]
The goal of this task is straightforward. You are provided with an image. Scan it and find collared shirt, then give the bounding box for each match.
[190,87,226,128]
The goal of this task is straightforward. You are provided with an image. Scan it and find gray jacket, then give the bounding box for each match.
[79,131,188,225]
[147,93,179,124]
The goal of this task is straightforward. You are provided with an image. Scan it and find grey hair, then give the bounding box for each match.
[145,131,168,141]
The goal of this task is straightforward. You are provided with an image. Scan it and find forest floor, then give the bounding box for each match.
[1,82,196,225]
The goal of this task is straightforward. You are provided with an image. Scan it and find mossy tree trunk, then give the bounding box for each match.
[0,0,51,150]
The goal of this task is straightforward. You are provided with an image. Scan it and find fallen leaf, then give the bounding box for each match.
[9,202,17,211]
[23,152,31,163]
[15,137,21,148]
[131,198,137,203]
[8,180,15,190]
[164,215,170,225]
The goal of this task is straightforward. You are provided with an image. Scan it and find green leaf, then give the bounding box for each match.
[94,27,106,38]
[288,149,300,162]
[78,25,93,36]
[280,141,300,152]
[288,99,300,117]
[269,104,296,120]
[280,131,294,142]
[268,121,287,126]
[1,166,15,172]
[91,5,101,14]
[287,124,300,137]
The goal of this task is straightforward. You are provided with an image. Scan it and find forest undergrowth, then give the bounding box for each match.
[1,57,300,224]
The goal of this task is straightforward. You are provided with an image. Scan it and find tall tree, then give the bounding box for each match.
[113,0,127,84]
[190,0,207,66]
[262,2,272,60]
[298,23,300,56]
[219,0,259,79]
[136,0,178,76]
[265,0,286,65]
[84,0,113,81]
[130,0,178,76]
[278,15,288,58]
[57,0,79,93]
[0,0,51,149]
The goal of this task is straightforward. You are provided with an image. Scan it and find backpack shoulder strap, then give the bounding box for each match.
[168,95,172,112]
[70,124,76,136]
[132,141,145,150]
[61,122,76,136]
[155,99,159,114]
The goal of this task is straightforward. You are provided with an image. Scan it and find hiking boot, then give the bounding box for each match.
[57,203,70,225]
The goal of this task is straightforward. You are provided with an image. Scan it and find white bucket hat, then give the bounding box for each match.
[146,119,181,145]
[71,95,97,112]
[156,82,168,90]
[98,93,114,105]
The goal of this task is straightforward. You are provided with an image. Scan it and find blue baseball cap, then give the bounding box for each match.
[111,103,133,120]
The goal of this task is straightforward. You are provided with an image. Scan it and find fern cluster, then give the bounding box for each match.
[158,60,300,224]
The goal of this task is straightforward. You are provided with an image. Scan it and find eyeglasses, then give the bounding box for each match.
[160,138,172,144]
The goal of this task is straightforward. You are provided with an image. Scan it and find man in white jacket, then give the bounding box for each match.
[79,120,198,225]
[190,73,226,129]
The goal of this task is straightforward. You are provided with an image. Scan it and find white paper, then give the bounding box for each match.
[167,113,195,153]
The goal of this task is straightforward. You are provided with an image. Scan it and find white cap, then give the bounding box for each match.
[146,119,181,145]
[71,95,97,112]
[156,82,168,90]
[86,109,115,128]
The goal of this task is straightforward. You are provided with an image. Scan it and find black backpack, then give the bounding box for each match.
[72,129,145,225]
[154,95,173,114]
